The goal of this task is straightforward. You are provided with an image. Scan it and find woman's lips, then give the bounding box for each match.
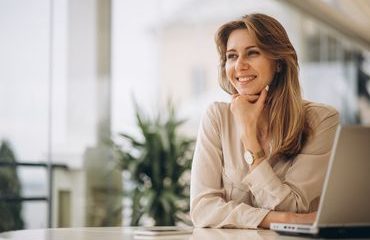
[236,75,256,83]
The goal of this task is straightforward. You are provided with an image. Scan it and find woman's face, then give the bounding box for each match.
[225,29,276,96]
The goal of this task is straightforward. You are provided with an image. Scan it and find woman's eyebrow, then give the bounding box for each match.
[226,45,257,52]
[226,49,236,53]
[245,46,257,50]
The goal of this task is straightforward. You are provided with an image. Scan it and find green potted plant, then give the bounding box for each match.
[115,102,194,226]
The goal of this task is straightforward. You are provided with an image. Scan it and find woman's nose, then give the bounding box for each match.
[235,57,249,71]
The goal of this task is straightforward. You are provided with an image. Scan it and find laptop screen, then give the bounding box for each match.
[316,126,370,227]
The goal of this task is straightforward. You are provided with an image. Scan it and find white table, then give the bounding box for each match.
[0,226,309,240]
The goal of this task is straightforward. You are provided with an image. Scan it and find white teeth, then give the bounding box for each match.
[237,76,256,82]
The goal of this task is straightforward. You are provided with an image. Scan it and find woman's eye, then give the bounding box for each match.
[248,50,259,56]
[226,54,237,60]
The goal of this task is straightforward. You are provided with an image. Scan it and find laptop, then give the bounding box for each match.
[271,125,370,238]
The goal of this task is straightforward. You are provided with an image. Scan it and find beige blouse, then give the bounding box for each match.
[190,101,339,229]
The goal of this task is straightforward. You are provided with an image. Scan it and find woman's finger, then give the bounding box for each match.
[256,88,268,109]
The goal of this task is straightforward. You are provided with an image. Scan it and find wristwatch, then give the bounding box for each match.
[244,149,265,165]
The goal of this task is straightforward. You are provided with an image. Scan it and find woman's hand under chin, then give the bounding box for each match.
[230,88,268,136]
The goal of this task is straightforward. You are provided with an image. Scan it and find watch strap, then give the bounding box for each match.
[255,149,266,159]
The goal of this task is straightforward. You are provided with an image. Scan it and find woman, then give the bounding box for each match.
[190,13,339,229]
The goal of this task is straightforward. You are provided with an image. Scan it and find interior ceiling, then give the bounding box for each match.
[339,0,370,24]
[281,0,370,50]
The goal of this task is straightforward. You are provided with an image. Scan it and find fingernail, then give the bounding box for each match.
[265,85,269,92]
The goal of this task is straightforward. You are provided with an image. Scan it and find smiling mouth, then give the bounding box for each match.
[236,75,257,82]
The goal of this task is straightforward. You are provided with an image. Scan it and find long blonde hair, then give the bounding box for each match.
[215,13,310,160]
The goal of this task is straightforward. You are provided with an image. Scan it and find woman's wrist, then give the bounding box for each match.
[240,126,266,170]
[241,134,260,151]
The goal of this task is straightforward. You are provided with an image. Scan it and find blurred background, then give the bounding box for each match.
[0,0,370,231]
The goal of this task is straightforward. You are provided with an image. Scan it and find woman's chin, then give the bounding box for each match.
[237,90,254,96]
[237,87,264,96]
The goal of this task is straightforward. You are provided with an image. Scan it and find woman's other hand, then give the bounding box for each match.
[259,211,317,229]
[288,212,317,224]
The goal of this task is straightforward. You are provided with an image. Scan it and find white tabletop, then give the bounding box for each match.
[0,227,310,240]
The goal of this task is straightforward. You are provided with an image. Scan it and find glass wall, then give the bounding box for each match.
[0,0,51,229]
[0,0,120,229]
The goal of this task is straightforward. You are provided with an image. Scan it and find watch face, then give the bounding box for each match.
[244,150,254,165]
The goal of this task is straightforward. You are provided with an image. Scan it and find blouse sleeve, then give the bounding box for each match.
[190,103,270,229]
[241,105,340,213]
